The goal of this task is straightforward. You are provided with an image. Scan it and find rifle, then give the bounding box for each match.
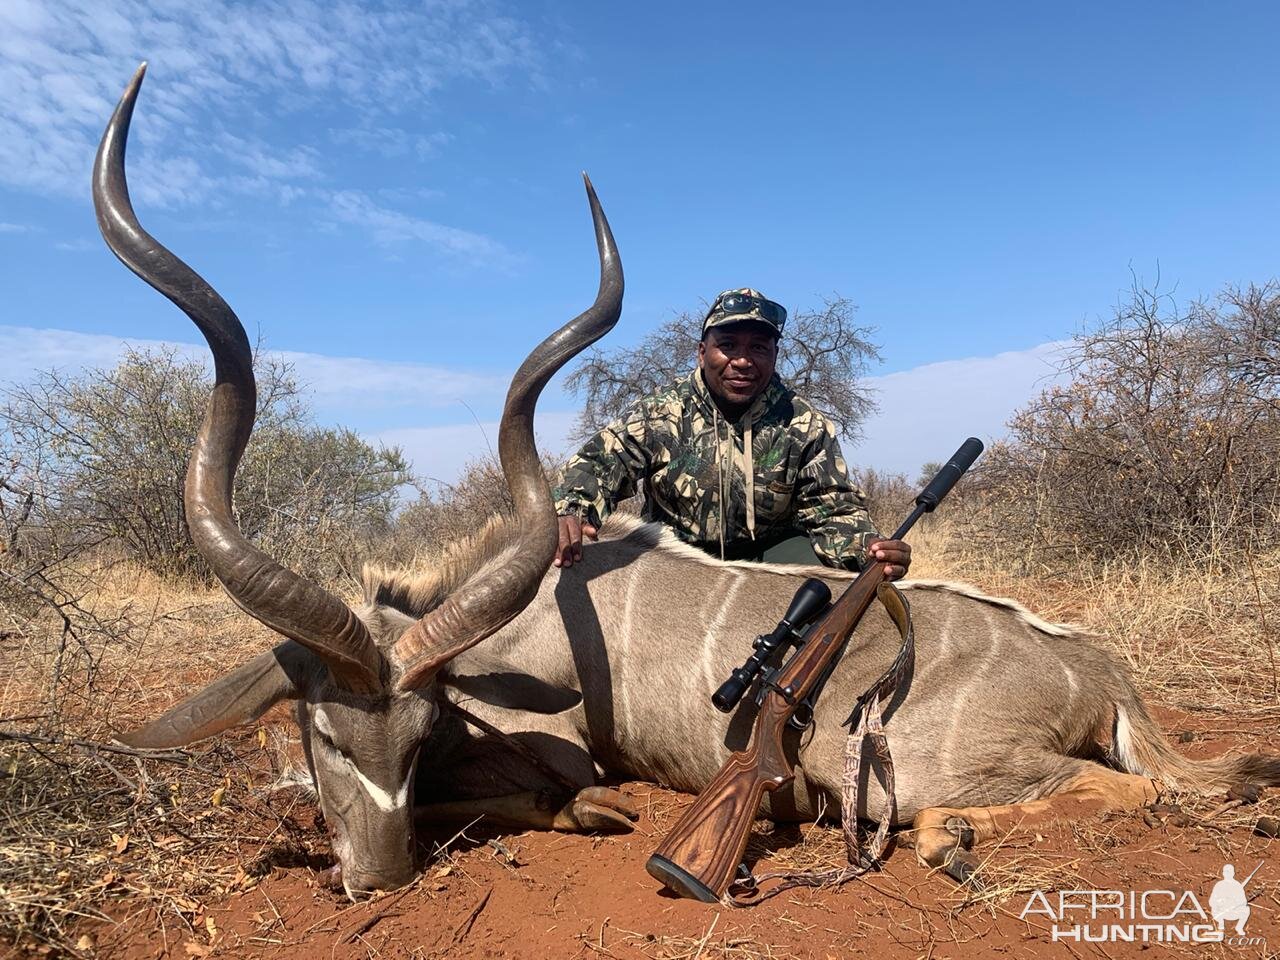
[646,438,983,902]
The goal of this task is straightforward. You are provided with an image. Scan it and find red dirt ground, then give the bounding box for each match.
[23,711,1280,959]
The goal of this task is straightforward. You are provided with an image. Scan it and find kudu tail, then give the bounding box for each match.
[1112,689,1280,793]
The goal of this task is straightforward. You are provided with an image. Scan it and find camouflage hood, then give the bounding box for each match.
[689,367,785,554]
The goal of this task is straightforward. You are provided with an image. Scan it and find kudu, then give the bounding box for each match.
[101,67,1279,901]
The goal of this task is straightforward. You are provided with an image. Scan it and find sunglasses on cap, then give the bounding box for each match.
[706,293,788,331]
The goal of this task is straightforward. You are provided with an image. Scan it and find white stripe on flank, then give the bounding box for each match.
[982,604,1001,656]
[934,601,957,660]
[701,572,744,695]
[619,565,642,736]
[928,602,958,780]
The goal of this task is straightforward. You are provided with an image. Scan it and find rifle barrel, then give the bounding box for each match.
[1242,860,1264,887]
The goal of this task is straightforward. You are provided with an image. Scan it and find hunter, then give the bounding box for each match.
[553,288,911,579]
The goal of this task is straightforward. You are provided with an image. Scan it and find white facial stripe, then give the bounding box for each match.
[350,753,416,812]
[314,707,416,813]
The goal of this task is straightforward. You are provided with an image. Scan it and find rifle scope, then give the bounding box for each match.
[711,578,831,712]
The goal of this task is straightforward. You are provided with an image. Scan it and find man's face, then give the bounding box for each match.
[698,322,779,410]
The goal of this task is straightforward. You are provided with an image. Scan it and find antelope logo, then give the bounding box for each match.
[1209,862,1261,937]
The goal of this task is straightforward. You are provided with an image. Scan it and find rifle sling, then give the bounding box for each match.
[727,579,915,906]
[443,699,582,795]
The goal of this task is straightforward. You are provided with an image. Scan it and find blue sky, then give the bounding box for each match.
[2,2,1277,481]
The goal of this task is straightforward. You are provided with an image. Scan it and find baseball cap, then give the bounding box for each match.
[702,288,788,337]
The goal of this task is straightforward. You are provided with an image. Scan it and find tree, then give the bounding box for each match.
[563,295,880,442]
[2,347,410,583]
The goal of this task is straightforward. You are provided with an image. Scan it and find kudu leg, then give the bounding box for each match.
[416,786,639,833]
[907,761,1159,885]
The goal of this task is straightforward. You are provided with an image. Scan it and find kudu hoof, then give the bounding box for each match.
[562,800,636,832]
[318,864,344,891]
[576,786,640,821]
[940,816,984,888]
[943,851,984,888]
[552,787,639,832]
[944,816,976,850]
[913,814,985,890]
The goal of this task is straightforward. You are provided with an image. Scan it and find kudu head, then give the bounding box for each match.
[95,64,623,899]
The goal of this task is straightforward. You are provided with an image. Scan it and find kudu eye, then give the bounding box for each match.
[313,730,340,755]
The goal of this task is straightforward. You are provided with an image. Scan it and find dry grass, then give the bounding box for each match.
[615,921,784,960]
[0,561,326,955]
[0,728,325,954]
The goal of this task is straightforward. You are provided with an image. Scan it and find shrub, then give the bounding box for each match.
[850,466,915,530]
[1,347,409,584]
[971,282,1280,569]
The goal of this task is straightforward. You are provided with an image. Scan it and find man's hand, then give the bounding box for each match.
[555,514,599,568]
[868,538,911,581]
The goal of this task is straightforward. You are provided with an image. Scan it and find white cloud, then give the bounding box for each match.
[0,325,167,380]
[0,324,507,421]
[0,321,575,488]
[328,125,454,160]
[276,348,506,412]
[375,344,1073,487]
[0,0,539,255]
[217,131,324,182]
[0,320,1071,489]
[372,411,580,489]
[849,341,1069,476]
[0,222,31,233]
[323,190,511,262]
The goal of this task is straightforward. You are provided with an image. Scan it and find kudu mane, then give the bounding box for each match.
[364,512,1087,640]
[363,513,521,622]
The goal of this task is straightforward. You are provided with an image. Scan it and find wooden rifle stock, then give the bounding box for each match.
[646,563,887,902]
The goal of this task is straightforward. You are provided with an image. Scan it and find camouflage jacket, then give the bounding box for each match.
[552,369,881,569]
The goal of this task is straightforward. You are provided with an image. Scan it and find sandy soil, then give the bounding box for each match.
[45,709,1278,960]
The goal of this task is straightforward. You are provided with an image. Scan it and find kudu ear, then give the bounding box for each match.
[441,669,583,715]
[116,642,312,749]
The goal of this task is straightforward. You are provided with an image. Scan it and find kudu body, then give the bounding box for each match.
[387,518,1280,880]
[99,67,1279,900]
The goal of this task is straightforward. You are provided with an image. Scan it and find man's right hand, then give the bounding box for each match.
[555,515,598,568]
